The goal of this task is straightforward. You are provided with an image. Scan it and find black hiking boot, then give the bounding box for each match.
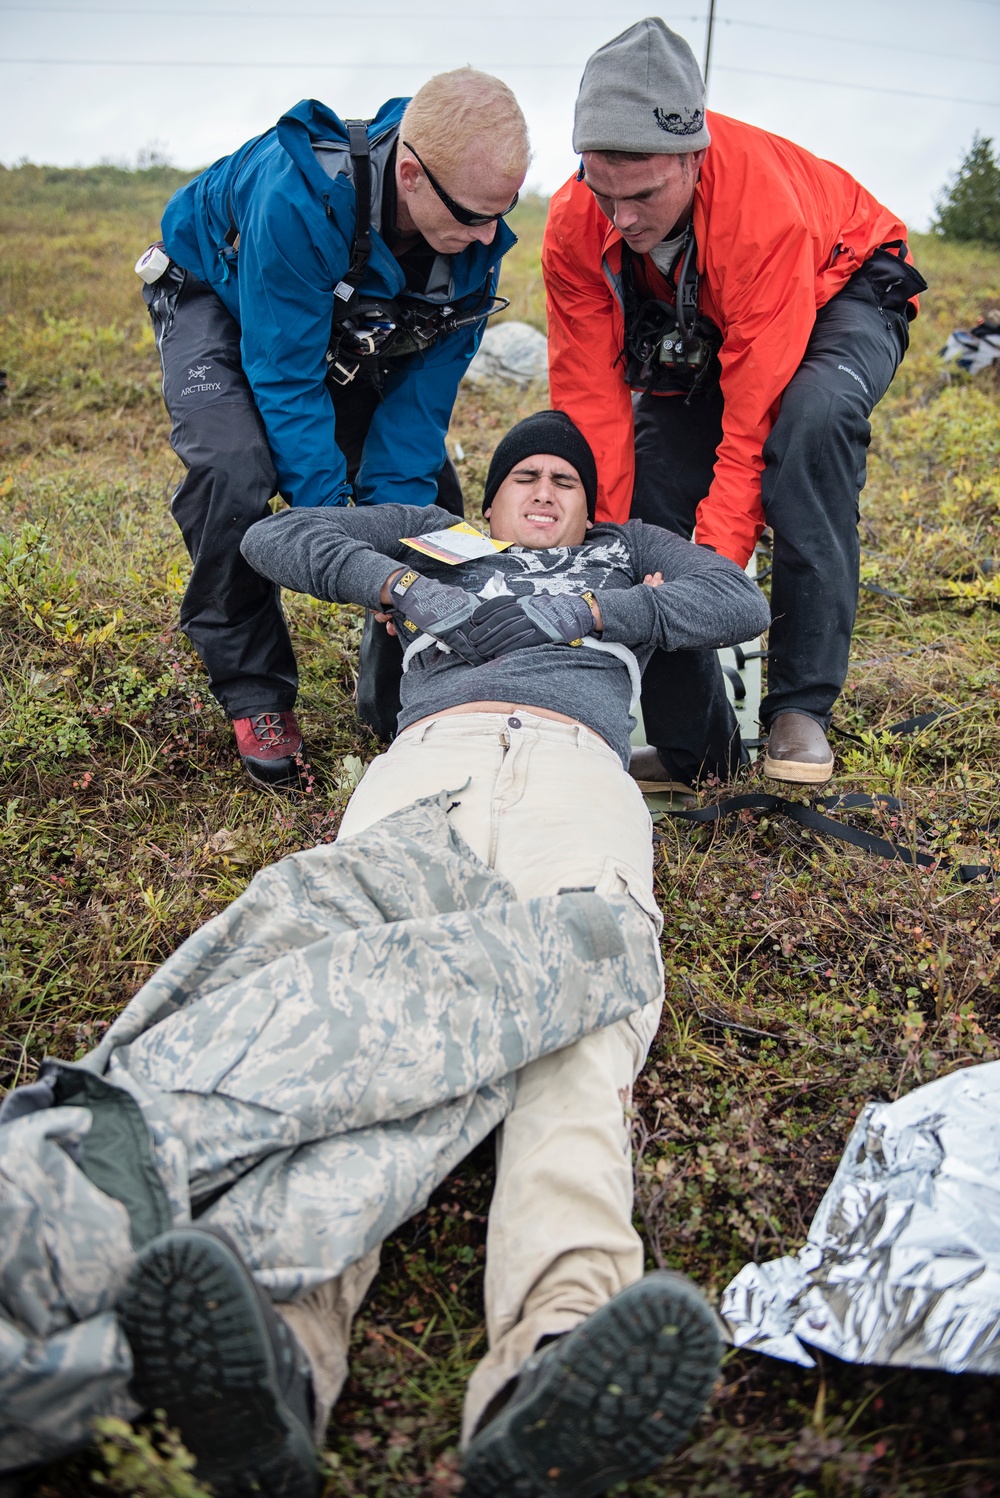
[462,1271,722,1498]
[118,1225,319,1498]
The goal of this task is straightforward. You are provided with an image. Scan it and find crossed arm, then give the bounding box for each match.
[241,505,771,661]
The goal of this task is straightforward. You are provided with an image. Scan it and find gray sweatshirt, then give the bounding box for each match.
[242,505,771,767]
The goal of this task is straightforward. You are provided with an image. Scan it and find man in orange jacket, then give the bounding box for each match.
[543,17,926,786]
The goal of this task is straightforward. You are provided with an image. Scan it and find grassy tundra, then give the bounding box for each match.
[1,162,999,1497]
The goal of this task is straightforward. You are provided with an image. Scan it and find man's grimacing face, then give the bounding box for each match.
[582,149,707,256]
[484,455,592,550]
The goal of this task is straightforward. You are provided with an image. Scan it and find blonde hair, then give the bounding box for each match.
[401,69,530,180]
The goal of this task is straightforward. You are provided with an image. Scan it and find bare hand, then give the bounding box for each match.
[375,569,408,636]
[643,571,664,588]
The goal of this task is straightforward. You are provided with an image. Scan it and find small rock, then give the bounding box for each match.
[465,321,548,386]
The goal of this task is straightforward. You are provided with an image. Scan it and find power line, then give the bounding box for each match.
[1,7,996,71]
[717,16,1000,66]
[0,56,587,68]
[2,4,702,15]
[1,0,998,8]
[712,62,1000,109]
[1,56,999,110]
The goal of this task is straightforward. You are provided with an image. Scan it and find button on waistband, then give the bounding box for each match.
[507,716,522,729]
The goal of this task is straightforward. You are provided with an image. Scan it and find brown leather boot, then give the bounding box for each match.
[628,746,696,795]
[762,712,834,785]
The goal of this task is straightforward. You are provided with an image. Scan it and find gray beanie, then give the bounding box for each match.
[573,17,711,156]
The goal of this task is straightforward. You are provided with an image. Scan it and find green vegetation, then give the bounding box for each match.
[89,1417,213,1498]
[2,166,999,1497]
[934,133,1000,248]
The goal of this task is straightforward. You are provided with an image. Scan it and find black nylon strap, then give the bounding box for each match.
[889,709,959,736]
[721,663,746,700]
[675,225,699,335]
[860,580,911,602]
[831,707,959,748]
[345,120,373,288]
[731,644,770,669]
[655,791,994,883]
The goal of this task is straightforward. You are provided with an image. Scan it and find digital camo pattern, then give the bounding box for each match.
[200,1083,513,1297]
[1,794,662,1468]
[722,1061,1000,1374]
[0,1108,139,1468]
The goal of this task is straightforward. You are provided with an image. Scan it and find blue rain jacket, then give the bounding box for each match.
[161,99,516,508]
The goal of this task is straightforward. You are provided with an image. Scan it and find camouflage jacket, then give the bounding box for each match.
[0,795,662,1470]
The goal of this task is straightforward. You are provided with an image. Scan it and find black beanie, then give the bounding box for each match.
[482,410,599,522]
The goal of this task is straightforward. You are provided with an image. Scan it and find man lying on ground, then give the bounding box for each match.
[0,413,769,1498]
[241,408,769,1489]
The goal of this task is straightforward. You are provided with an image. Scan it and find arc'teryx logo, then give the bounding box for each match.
[181,361,223,398]
[653,106,705,137]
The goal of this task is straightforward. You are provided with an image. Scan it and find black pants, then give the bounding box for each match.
[144,266,462,721]
[631,265,911,782]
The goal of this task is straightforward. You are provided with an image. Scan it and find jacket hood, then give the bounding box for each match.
[276,96,408,196]
[273,94,517,288]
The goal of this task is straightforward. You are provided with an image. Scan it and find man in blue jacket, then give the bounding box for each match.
[140,69,528,787]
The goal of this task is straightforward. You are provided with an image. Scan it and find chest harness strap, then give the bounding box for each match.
[324,125,508,390]
[620,227,722,399]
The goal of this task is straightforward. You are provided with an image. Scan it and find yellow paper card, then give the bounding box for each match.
[402,521,511,565]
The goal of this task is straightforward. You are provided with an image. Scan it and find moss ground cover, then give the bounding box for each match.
[1,164,999,1497]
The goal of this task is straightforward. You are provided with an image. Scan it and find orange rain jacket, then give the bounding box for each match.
[543,112,914,567]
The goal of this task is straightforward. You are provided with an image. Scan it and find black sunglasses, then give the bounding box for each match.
[402,140,518,227]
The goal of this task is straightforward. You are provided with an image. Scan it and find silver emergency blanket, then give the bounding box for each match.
[721,1062,1000,1372]
[940,319,1000,376]
[0,794,662,1471]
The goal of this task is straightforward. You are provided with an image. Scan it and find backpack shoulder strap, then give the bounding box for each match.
[673,225,699,336]
[345,121,372,284]
[330,120,374,310]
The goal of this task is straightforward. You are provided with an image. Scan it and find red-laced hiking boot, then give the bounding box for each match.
[233,711,307,790]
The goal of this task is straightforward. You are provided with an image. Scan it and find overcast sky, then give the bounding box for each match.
[2,0,999,230]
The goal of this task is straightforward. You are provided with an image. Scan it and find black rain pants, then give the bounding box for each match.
[143,265,462,722]
[630,259,913,784]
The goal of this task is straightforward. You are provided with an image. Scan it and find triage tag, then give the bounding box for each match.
[402,521,511,565]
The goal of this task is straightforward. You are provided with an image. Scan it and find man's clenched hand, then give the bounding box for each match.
[467,591,598,659]
[387,570,485,664]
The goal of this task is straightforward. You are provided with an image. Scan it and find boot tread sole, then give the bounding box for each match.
[462,1272,720,1498]
[119,1229,318,1498]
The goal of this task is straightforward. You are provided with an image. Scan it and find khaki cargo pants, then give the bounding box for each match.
[277,711,664,1444]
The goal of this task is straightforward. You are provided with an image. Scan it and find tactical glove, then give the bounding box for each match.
[388,570,485,665]
[468,591,597,659]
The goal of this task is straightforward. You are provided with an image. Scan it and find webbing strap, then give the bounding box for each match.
[860,580,911,601]
[831,707,959,747]
[675,226,699,336]
[344,121,373,290]
[400,631,438,672]
[721,663,746,701]
[581,637,642,713]
[656,791,994,883]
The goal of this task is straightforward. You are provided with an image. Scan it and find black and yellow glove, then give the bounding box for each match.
[388,570,486,665]
[467,590,598,659]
